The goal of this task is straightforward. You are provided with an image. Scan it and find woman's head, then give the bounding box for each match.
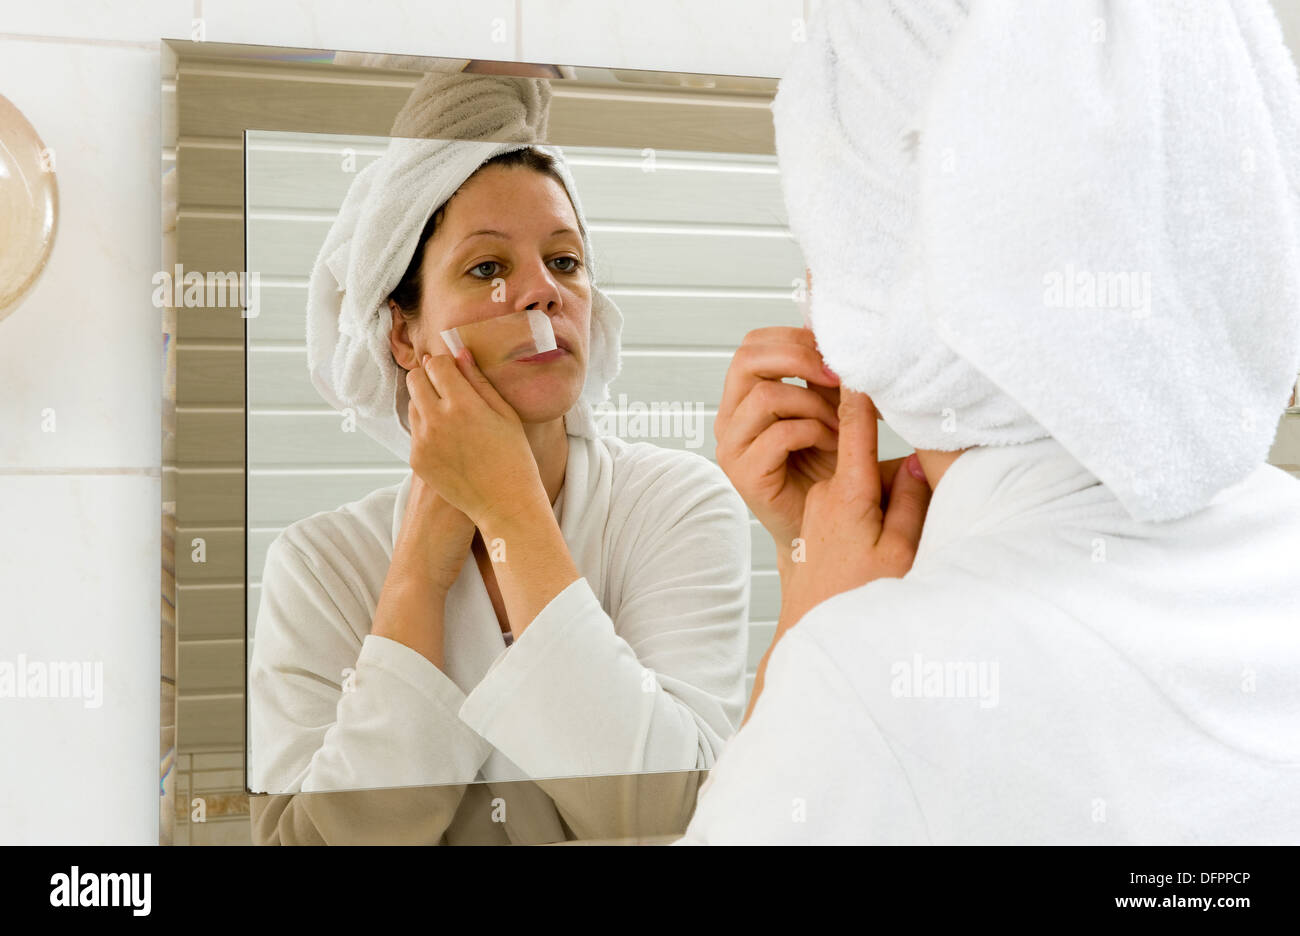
[386,147,591,425]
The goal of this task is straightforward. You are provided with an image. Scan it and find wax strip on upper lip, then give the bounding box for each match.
[437,307,561,365]
[527,308,558,354]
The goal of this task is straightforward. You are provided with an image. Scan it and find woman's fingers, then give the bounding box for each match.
[832,387,881,506]
[725,379,841,451]
[718,331,841,423]
[422,352,464,402]
[405,360,441,417]
[746,417,839,476]
[878,453,933,562]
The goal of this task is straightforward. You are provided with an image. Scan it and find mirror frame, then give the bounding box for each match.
[160,37,779,845]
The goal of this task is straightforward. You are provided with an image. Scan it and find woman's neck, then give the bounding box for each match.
[521,417,568,506]
[914,447,970,493]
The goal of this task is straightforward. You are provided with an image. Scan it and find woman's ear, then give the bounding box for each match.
[387,300,417,370]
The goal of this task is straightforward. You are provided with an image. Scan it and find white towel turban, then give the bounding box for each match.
[773,0,1300,522]
[305,71,623,463]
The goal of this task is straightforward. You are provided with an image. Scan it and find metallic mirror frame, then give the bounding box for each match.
[160,37,778,845]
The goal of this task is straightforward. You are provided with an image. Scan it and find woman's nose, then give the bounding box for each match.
[512,259,564,312]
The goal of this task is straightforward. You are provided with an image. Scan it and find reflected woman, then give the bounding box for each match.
[247,74,751,844]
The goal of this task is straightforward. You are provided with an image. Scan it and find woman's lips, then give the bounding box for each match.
[510,334,573,362]
[514,347,569,363]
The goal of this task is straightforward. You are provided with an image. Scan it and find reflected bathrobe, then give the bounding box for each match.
[677,436,1300,844]
[247,432,751,844]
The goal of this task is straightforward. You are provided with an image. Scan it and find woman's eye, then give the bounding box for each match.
[469,257,580,279]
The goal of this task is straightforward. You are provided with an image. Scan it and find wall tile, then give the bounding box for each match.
[520,0,803,78]
[0,0,191,44]
[1273,0,1300,66]
[200,0,517,61]
[0,474,159,844]
[0,38,161,469]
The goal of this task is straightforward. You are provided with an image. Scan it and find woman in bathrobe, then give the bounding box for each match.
[247,99,751,843]
[678,0,1300,844]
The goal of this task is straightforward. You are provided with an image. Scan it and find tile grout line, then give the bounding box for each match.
[0,467,162,476]
[0,32,164,50]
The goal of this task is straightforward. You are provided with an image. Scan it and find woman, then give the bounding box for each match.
[247,74,751,844]
[679,0,1300,844]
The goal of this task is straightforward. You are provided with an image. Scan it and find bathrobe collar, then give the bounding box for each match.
[387,432,618,840]
[389,432,612,694]
[912,436,1107,565]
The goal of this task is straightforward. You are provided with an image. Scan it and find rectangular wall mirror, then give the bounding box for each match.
[161,38,923,846]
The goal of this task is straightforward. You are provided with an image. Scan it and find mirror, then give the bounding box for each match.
[165,40,920,845]
[242,129,793,808]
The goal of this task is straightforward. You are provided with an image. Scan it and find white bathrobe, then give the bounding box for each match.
[248,432,751,836]
[677,436,1300,845]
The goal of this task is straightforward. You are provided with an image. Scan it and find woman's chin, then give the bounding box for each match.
[497,381,583,424]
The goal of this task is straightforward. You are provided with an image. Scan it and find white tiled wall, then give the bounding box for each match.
[0,0,804,845]
[2,0,1298,845]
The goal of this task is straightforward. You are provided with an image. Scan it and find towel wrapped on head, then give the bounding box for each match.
[773,0,1300,522]
[305,71,623,462]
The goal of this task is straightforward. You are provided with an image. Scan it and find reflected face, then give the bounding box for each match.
[390,164,591,424]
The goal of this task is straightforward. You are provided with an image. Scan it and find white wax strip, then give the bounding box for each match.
[527,309,558,353]
[440,327,466,356]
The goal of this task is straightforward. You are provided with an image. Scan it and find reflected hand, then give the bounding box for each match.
[405,349,539,529]
[396,472,478,594]
[714,327,841,557]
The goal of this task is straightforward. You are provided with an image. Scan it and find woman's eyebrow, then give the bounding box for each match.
[460,227,579,244]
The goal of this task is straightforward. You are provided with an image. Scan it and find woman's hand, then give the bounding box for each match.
[404,348,540,529]
[394,471,479,594]
[371,472,479,669]
[780,388,933,627]
[714,327,843,558]
[714,327,911,565]
[742,388,932,726]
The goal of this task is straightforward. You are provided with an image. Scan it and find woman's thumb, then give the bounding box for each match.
[881,452,932,548]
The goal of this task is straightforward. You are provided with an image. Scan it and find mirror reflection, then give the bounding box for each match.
[240,68,838,842]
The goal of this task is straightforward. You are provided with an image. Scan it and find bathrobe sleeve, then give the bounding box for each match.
[672,623,929,845]
[248,784,472,846]
[456,454,751,840]
[248,533,496,843]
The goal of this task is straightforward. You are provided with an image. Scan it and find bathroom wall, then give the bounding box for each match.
[2,1,1298,845]
[0,0,808,846]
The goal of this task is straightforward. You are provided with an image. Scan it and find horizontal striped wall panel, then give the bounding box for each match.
[178,639,246,693]
[177,694,243,753]
[246,142,788,224]
[175,216,243,281]
[181,68,777,154]
[247,410,718,465]
[178,65,414,140]
[244,284,803,345]
[244,348,735,408]
[247,217,800,287]
[241,517,782,591]
[175,409,243,466]
[174,584,243,641]
[176,140,246,210]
